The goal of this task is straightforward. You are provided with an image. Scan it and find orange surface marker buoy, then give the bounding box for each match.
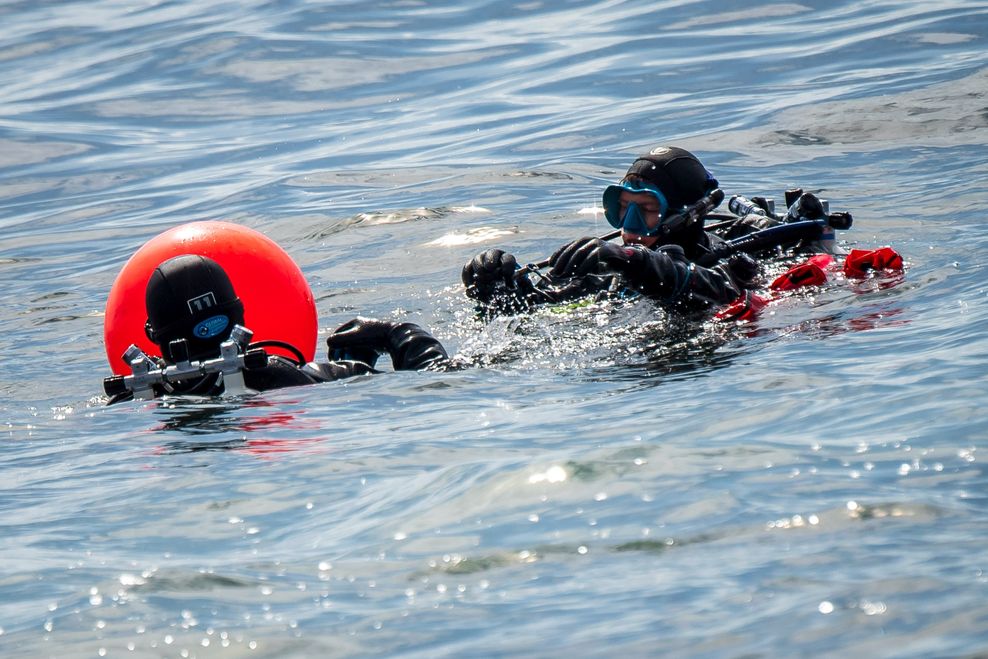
[104,221,317,375]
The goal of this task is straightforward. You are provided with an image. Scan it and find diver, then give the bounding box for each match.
[105,254,449,404]
[461,146,759,317]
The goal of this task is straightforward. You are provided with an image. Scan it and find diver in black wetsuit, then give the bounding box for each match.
[462,146,758,317]
[106,254,448,404]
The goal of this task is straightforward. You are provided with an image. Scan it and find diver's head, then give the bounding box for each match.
[144,254,245,362]
[602,146,718,247]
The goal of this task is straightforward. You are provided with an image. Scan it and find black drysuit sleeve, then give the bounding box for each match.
[322,318,450,373]
[618,244,742,309]
[386,322,450,370]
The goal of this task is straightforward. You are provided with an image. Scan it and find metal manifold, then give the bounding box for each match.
[103,325,268,399]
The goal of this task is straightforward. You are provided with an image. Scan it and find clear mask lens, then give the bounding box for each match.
[602,180,671,232]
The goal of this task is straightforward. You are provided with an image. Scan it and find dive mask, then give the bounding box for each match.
[602,180,671,237]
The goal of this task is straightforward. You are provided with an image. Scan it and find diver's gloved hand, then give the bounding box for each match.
[326,317,395,367]
[462,249,525,301]
[726,253,759,288]
[549,237,643,278]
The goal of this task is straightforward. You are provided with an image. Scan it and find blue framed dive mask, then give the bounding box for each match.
[602,180,671,237]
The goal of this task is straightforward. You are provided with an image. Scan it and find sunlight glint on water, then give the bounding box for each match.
[1,0,987,655]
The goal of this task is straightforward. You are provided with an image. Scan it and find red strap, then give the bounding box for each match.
[806,254,835,269]
[770,260,828,291]
[715,290,769,322]
[843,247,904,277]
[717,248,903,323]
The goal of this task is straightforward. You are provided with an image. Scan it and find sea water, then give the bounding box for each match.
[2,0,987,656]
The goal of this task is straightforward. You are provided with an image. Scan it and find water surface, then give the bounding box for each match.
[2,0,988,656]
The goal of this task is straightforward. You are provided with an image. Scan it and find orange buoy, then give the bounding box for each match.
[104,221,318,375]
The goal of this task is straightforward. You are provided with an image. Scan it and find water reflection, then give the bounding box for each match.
[150,398,326,455]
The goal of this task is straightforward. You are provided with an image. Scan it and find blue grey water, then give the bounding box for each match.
[2,0,987,656]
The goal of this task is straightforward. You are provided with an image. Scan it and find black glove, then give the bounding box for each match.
[549,237,641,278]
[325,317,395,367]
[461,249,521,301]
[726,253,759,288]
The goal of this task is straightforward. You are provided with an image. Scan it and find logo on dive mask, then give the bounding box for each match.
[602,181,671,236]
[193,314,230,339]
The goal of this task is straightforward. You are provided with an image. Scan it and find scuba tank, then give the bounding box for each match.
[728,195,776,219]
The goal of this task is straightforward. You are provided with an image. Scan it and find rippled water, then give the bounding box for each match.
[2,0,988,656]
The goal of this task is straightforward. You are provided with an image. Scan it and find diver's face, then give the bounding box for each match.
[619,189,663,248]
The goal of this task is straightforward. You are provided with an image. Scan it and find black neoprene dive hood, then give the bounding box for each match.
[144,254,245,362]
[622,146,718,211]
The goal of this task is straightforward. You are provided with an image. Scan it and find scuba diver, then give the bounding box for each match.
[461,145,883,318]
[104,254,449,404]
[461,146,759,317]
